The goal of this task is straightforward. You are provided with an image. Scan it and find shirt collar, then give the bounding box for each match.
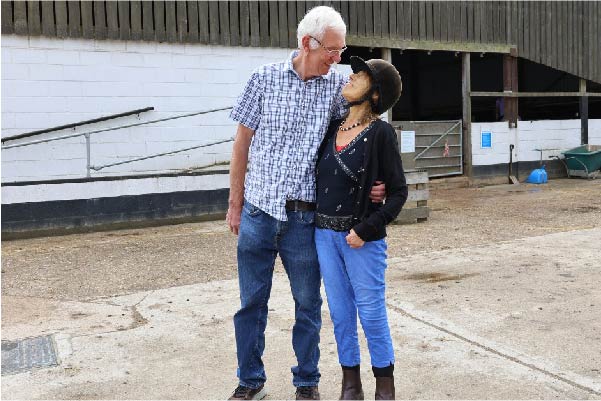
[286,50,333,81]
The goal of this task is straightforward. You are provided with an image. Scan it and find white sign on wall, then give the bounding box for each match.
[400,130,416,153]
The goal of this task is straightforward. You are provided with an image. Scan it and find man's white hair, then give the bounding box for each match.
[297,6,346,49]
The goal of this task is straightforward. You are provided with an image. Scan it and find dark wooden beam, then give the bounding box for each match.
[462,52,472,178]
[580,79,589,145]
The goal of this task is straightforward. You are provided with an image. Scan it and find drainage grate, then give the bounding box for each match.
[1,335,59,375]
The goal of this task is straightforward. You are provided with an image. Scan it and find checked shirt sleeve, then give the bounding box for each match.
[331,79,350,120]
[230,71,263,131]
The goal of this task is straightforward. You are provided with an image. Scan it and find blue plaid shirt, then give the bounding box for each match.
[230,51,348,221]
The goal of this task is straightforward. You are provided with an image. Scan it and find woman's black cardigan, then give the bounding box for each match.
[316,118,409,242]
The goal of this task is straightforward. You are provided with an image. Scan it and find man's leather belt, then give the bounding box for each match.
[285,200,316,212]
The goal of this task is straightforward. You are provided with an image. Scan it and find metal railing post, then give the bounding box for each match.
[85,133,91,178]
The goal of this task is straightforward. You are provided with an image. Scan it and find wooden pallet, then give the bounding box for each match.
[393,169,430,224]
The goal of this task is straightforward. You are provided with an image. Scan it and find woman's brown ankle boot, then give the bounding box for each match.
[374,376,395,400]
[340,366,364,400]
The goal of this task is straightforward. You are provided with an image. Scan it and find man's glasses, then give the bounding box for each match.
[310,36,347,56]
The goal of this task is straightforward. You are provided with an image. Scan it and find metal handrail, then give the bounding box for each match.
[1,107,154,143]
[91,138,234,172]
[2,106,234,179]
[1,107,233,150]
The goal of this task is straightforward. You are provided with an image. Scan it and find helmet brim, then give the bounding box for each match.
[350,56,374,78]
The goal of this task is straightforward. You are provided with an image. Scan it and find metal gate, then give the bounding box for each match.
[394,120,463,178]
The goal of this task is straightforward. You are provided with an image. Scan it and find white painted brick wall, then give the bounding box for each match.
[472,119,601,166]
[2,35,291,183]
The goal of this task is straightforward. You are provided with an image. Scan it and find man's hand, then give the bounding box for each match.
[226,205,243,235]
[346,229,365,249]
[369,180,386,203]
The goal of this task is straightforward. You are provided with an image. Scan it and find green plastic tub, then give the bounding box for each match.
[562,145,601,178]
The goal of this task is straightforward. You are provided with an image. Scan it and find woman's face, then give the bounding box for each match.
[342,71,372,102]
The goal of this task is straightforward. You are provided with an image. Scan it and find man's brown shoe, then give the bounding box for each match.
[228,385,267,400]
[296,385,320,400]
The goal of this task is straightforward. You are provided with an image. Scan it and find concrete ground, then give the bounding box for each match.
[2,178,601,400]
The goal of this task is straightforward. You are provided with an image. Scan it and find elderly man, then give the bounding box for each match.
[226,6,384,400]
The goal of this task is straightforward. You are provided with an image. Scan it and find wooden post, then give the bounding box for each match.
[381,48,393,123]
[580,79,588,145]
[462,52,472,177]
[503,54,518,128]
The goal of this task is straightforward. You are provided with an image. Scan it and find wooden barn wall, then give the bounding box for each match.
[1,1,599,83]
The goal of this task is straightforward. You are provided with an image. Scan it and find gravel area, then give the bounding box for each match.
[2,178,600,301]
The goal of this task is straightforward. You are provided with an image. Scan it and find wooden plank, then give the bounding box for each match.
[406,189,430,202]
[577,1,583,77]
[432,1,440,42]
[552,1,559,71]
[348,1,358,36]
[93,1,106,39]
[462,52,472,177]
[387,0,396,39]
[364,1,373,37]
[521,1,529,58]
[81,1,94,39]
[154,1,166,42]
[142,1,155,41]
[187,1,200,43]
[219,1,231,45]
[54,1,68,38]
[268,1,279,47]
[27,1,41,36]
[287,1,297,48]
[481,1,489,43]
[340,1,350,31]
[393,206,430,224]
[67,1,81,37]
[472,1,481,43]
[1,1,13,34]
[278,1,287,48]
[117,2,130,40]
[13,1,27,35]
[249,1,260,47]
[106,2,119,40]
[582,2,589,78]
[373,1,382,37]
[176,1,188,43]
[506,0,513,45]
[239,1,251,46]
[209,1,220,44]
[198,1,209,44]
[411,1,419,39]
[567,1,573,77]
[418,1,426,40]
[406,1,414,40]
[382,1,390,38]
[426,1,433,41]
[438,1,446,42]
[259,1,270,47]
[466,1,474,42]
[130,1,143,41]
[460,1,467,42]
[545,1,552,67]
[403,170,429,185]
[41,1,55,36]
[589,1,596,80]
[229,1,240,46]
[164,1,177,43]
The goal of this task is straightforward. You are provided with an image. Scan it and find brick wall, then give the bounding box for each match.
[1,35,291,183]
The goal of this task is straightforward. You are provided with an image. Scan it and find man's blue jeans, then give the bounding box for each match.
[315,228,395,368]
[234,200,322,389]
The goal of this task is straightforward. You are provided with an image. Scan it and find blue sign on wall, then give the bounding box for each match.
[481,131,492,148]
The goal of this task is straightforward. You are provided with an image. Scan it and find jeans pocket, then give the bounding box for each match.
[297,210,315,225]
[244,201,263,217]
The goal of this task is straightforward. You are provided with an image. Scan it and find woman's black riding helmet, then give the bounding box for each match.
[348,56,402,114]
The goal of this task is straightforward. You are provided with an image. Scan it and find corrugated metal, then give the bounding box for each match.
[1,1,599,83]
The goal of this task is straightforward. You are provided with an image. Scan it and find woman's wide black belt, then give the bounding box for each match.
[315,213,354,232]
[285,200,316,212]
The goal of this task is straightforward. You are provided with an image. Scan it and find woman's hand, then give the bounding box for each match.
[346,229,365,249]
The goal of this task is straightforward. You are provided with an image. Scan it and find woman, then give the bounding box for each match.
[315,56,408,400]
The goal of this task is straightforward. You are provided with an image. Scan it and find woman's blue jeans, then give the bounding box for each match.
[234,201,322,389]
[315,228,395,368]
